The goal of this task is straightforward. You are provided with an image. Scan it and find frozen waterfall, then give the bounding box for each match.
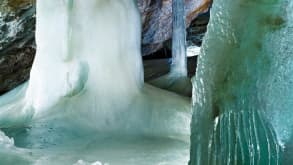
[0,0,191,164]
[190,0,293,164]
[171,0,187,76]
[148,0,192,97]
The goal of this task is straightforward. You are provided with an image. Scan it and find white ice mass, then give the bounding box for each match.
[0,0,191,164]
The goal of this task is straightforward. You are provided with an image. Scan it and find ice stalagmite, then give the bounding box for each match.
[190,0,293,164]
[171,0,187,77]
[149,0,192,96]
[0,0,191,164]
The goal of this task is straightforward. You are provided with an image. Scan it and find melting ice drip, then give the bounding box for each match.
[190,0,293,164]
[0,0,191,164]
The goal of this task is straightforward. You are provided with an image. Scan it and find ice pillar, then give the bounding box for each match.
[190,0,293,164]
[171,0,187,77]
[0,0,190,137]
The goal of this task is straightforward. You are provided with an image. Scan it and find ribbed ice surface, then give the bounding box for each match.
[190,0,293,164]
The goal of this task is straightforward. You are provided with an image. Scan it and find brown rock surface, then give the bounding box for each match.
[0,1,35,94]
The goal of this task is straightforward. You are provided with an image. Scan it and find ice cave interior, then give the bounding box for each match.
[0,0,293,165]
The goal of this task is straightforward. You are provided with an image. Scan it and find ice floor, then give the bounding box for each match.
[2,127,190,165]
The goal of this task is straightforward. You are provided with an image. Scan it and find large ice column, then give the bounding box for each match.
[0,0,191,164]
[27,0,143,112]
[171,0,187,76]
[190,0,293,164]
[147,0,192,97]
[0,0,190,137]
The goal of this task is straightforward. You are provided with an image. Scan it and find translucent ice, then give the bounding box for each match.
[0,129,14,148]
[0,129,33,165]
[187,46,201,57]
[148,0,192,97]
[171,0,187,76]
[190,0,293,164]
[0,0,191,164]
[73,160,105,165]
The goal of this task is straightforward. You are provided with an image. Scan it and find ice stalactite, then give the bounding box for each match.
[0,0,191,164]
[149,0,192,97]
[190,0,293,164]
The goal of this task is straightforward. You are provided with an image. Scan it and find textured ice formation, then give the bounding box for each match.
[187,46,201,57]
[190,0,293,164]
[0,0,191,164]
[148,0,192,97]
[0,0,191,136]
[171,0,187,76]
[0,129,14,148]
[0,129,33,165]
[73,160,106,165]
